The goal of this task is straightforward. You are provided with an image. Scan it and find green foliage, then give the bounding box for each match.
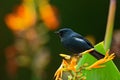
[77,42,120,80]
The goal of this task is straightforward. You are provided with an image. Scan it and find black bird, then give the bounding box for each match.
[55,28,104,60]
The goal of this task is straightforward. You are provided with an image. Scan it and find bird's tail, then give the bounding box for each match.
[90,50,105,60]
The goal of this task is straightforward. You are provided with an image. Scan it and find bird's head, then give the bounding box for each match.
[55,28,73,38]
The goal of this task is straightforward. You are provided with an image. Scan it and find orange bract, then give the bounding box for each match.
[86,50,115,70]
[5,5,36,31]
[67,57,77,71]
[54,59,66,80]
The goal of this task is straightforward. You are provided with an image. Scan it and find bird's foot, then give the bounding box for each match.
[54,54,78,80]
[86,50,115,70]
[80,48,94,56]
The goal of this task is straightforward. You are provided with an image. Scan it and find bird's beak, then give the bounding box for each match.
[54,31,59,35]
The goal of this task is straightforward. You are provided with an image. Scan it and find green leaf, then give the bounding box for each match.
[77,42,120,80]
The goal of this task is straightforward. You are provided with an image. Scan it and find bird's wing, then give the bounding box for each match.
[72,33,94,48]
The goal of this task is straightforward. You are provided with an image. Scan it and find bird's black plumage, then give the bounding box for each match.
[55,28,104,60]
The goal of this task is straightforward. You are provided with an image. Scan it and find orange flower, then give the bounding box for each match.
[39,0,59,30]
[55,49,115,80]
[54,55,77,80]
[54,59,66,80]
[5,5,36,31]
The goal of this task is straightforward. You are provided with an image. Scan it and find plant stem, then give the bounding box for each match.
[104,0,116,51]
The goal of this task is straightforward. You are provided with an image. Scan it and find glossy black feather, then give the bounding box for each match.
[56,28,104,60]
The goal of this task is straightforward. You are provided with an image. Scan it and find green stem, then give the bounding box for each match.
[33,0,41,22]
[104,0,116,51]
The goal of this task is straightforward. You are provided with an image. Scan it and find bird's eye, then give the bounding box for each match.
[59,31,64,37]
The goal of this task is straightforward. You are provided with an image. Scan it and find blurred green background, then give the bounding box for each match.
[0,0,120,80]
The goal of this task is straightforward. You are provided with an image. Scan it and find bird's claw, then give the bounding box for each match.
[86,50,115,70]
